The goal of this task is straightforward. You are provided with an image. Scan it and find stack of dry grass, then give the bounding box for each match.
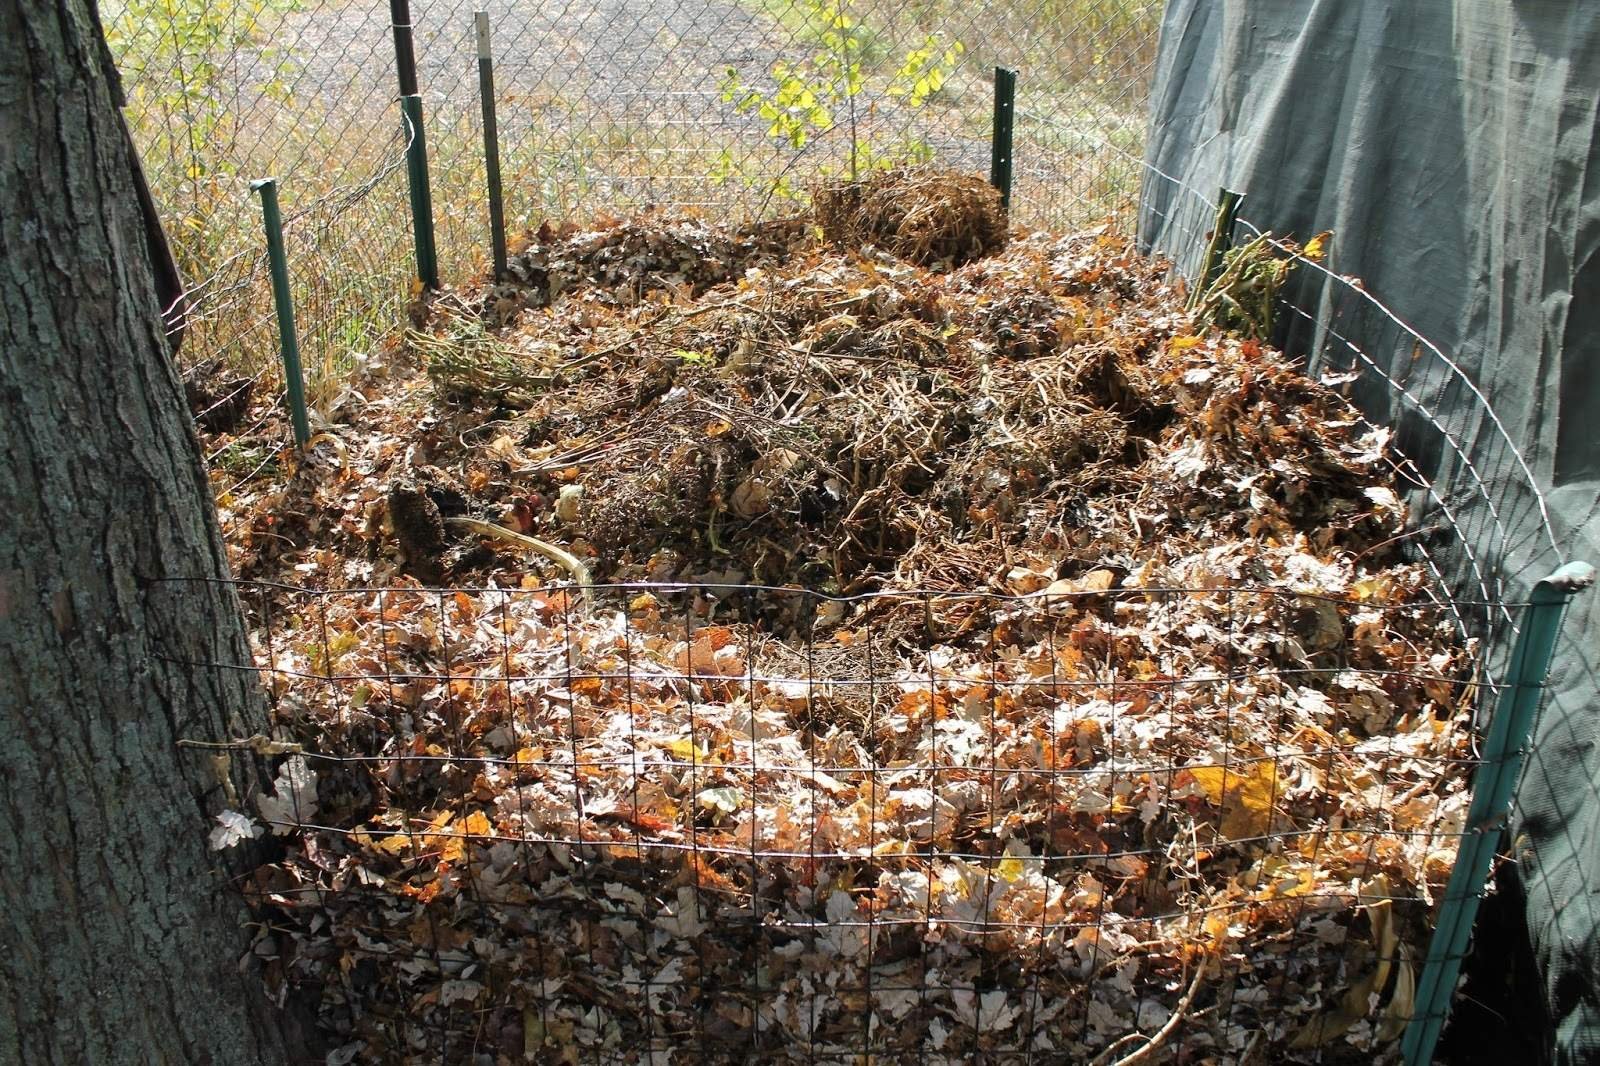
[813,167,1007,267]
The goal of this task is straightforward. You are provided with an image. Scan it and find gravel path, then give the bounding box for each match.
[261,0,822,161]
[275,0,800,108]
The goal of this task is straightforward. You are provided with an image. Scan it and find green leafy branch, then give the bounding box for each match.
[106,0,303,273]
[717,0,962,200]
[887,35,964,107]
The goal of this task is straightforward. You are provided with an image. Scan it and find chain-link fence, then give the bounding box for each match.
[106,0,1160,414]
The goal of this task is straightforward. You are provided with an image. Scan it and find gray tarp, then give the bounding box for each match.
[1139,3,1600,1061]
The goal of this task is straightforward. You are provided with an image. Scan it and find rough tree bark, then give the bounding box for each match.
[0,2,292,1063]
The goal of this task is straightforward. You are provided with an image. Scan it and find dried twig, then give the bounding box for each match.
[1090,956,1213,1066]
[445,516,594,608]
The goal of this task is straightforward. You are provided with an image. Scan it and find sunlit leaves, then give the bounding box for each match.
[716,0,964,196]
[1188,757,1282,838]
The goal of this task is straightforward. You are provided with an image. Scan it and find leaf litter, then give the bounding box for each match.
[200,168,1479,1064]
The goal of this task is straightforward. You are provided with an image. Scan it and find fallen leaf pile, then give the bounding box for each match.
[198,171,1482,1064]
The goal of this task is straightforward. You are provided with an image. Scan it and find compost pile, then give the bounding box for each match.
[206,169,1476,1064]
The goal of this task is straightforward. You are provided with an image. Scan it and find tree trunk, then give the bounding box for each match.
[0,3,292,1063]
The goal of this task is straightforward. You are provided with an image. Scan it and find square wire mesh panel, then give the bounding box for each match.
[165,574,1501,1063]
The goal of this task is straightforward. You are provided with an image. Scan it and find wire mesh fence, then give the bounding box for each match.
[1134,156,1564,669]
[1132,160,1590,1064]
[166,574,1493,1063]
[106,0,1161,422]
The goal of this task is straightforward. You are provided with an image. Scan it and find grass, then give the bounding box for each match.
[131,102,765,412]
[111,0,1159,407]
[743,0,1159,94]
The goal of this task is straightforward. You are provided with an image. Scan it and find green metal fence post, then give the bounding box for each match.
[391,0,439,289]
[250,178,310,448]
[1402,561,1596,1065]
[989,67,1016,213]
[1191,187,1243,306]
[400,95,440,289]
[475,10,508,279]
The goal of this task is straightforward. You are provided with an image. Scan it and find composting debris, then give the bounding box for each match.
[184,356,256,432]
[499,214,809,313]
[201,169,1476,1064]
[813,167,1008,267]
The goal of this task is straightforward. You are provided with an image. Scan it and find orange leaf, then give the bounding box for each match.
[676,627,745,681]
[896,690,941,720]
[511,745,544,765]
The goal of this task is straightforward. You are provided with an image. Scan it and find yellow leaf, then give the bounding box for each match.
[510,745,544,769]
[418,810,454,853]
[1168,334,1203,351]
[441,810,492,864]
[996,856,1025,883]
[1189,758,1280,838]
[1188,909,1231,956]
[375,832,412,856]
[1379,950,1416,1041]
[1247,854,1317,899]
[1303,231,1331,260]
[664,736,714,764]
